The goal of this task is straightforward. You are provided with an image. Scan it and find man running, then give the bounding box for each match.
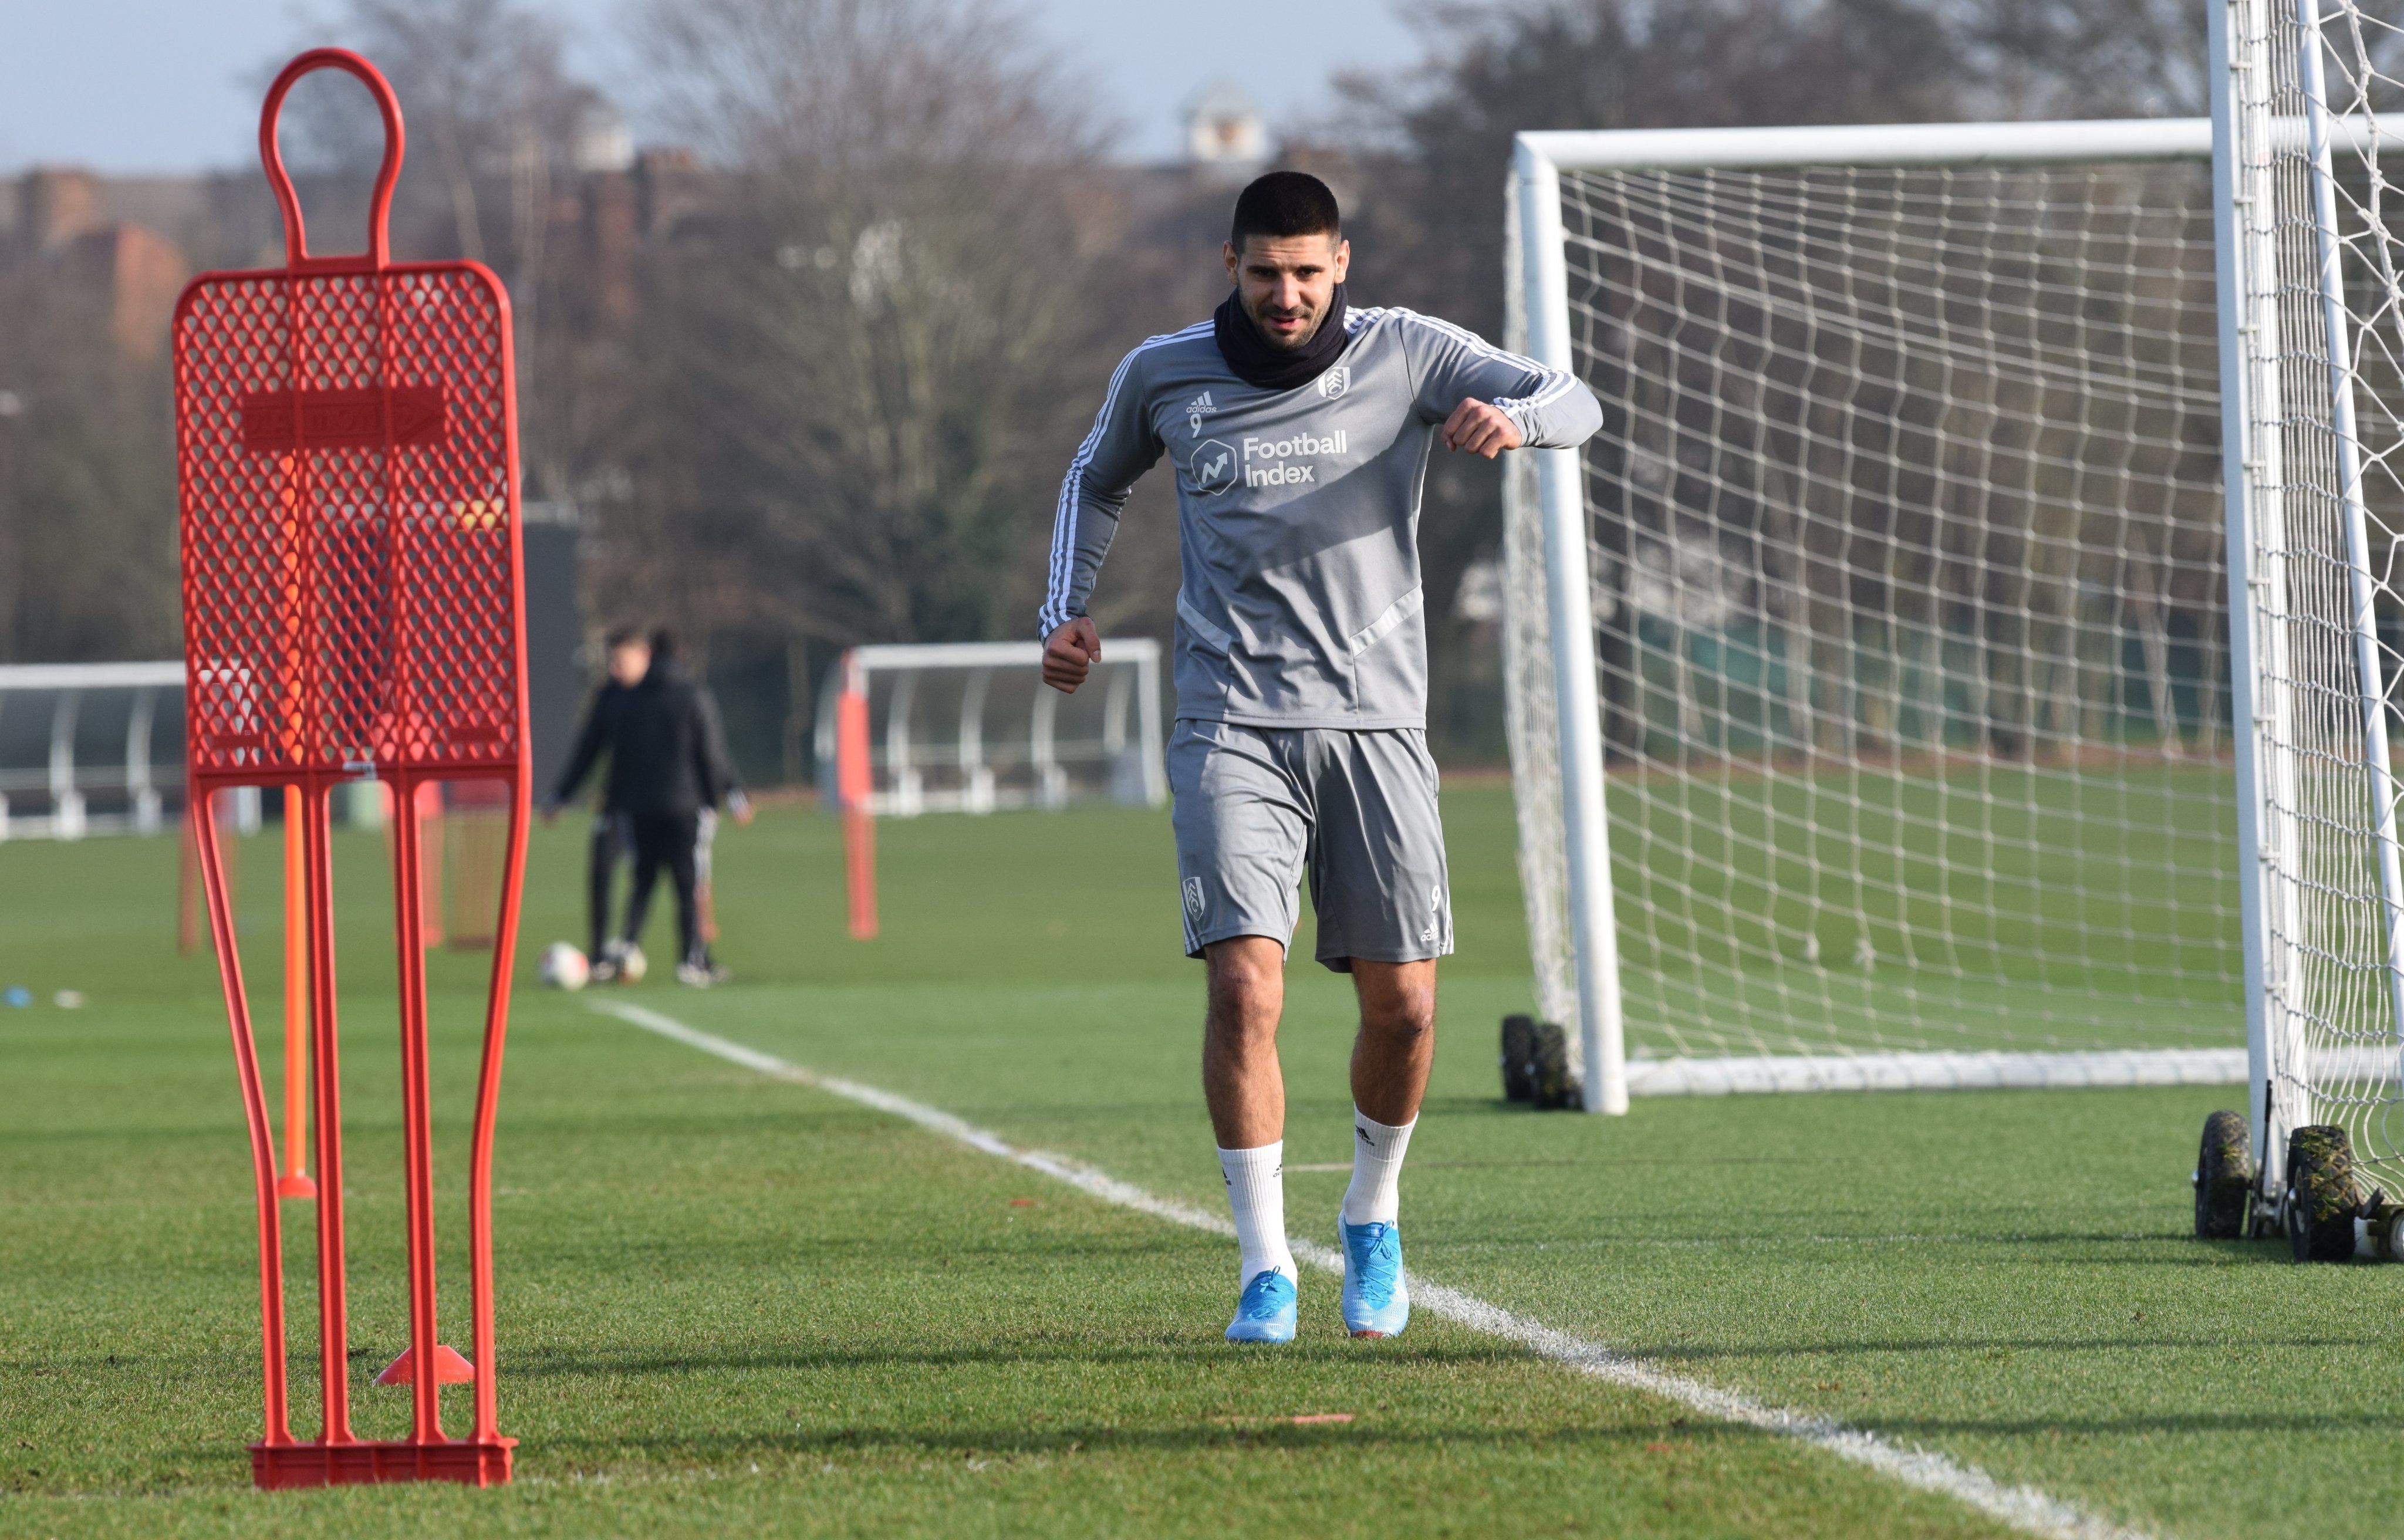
[1039,171,1601,1343]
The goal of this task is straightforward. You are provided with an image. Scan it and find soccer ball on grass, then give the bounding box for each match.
[539,941,590,991]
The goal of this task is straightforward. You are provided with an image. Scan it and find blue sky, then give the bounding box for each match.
[0,0,1427,173]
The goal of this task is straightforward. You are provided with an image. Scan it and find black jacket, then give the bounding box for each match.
[549,663,741,816]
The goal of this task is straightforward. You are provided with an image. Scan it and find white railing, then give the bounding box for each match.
[815,639,1166,817]
[0,661,194,840]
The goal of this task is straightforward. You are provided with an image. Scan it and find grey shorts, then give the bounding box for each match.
[1168,720,1452,972]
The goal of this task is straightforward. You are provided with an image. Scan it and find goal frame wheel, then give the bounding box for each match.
[2285,1125,2365,1263]
[1530,1022,1581,1111]
[2193,1109,2253,1240]
[1500,1015,1537,1103]
[2371,1198,2404,1264]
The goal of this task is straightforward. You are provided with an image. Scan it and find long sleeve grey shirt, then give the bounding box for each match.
[1039,305,1602,729]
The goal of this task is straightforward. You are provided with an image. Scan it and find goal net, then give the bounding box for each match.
[2221,0,2404,1200]
[1504,120,2249,1107]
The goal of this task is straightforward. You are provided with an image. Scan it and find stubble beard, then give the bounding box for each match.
[1245,293,1323,352]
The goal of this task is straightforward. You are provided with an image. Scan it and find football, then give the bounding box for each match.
[539,941,590,991]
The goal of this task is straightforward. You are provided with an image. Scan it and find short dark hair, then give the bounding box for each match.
[1230,171,1340,251]
[603,623,646,650]
[648,626,678,661]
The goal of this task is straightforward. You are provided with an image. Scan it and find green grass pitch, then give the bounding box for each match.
[2,783,2397,1538]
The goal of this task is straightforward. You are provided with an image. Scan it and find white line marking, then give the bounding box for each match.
[591,999,2153,1540]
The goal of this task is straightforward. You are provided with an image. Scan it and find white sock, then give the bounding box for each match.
[1341,1109,1417,1226]
[1218,1142,1296,1286]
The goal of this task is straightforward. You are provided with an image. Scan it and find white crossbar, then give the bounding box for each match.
[1522,113,2404,172]
[0,661,184,690]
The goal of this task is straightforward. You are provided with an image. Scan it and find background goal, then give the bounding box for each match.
[812,639,1166,943]
[814,640,1166,817]
[0,661,188,840]
[1504,119,2252,1110]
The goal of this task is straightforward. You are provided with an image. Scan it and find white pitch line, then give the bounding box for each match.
[590,999,2153,1540]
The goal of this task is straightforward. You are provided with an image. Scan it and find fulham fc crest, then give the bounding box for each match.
[1316,366,1351,400]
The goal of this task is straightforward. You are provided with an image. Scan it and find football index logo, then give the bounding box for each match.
[1189,438,1238,496]
[1186,390,1218,434]
[1316,366,1351,400]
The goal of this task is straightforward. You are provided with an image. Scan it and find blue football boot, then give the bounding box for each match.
[1225,1269,1298,1343]
[1339,1218,1409,1338]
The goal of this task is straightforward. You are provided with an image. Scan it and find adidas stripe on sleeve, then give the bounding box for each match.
[1038,326,1197,639]
[1395,309,1601,450]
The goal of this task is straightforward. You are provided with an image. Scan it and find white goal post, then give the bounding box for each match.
[2213,0,2404,1212]
[1505,83,2404,1123]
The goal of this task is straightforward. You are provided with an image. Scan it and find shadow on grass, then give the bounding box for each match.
[1399,1153,1810,1170]
[502,1339,1535,1379]
[1626,1330,2388,1362]
[10,1416,1748,1499]
[528,1417,1752,1462]
[510,1231,1213,1275]
[1863,1409,2404,1437]
[1441,1231,2319,1261]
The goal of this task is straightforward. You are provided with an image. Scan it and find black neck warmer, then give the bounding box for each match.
[1213,282,1350,391]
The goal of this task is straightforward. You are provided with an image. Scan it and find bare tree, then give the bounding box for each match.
[0,268,178,663]
[281,0,590,262]
[278,0,605,497]
[612,0,1120,648]
[1950,0,2209,117]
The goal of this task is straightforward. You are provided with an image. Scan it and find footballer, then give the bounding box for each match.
[1039,171,1601,1342]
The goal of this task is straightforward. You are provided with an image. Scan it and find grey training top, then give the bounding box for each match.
[1039,305,1603,729]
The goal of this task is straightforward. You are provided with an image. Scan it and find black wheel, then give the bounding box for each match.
[2193,1109,2252,1239]
[1501,1015,1537,1103]
[1531,1022,1582,1110]
[2286,1124,2364,1262]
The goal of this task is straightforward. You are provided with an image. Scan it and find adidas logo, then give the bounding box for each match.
[1186,390,1218,433]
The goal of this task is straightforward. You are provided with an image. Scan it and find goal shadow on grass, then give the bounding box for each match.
[1431,1228,2290,1255]
[1863,1409,2404,1438]
[1622,1328,2391,1363]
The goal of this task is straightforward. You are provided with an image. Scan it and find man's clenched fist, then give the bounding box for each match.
[1044,617,1100,694]
[1443,398,1524,459]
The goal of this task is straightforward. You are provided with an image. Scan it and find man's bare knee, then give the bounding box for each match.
[1206,937,1285,1040]
[1360,1004,1433,1058]
[1353,961,1436,1039]
[1207,936,1283,988]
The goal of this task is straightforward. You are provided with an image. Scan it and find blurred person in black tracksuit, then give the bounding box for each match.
[543,625,752,986]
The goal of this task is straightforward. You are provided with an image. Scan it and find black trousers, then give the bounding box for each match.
[587,812,631,962]
[622,810,705,969]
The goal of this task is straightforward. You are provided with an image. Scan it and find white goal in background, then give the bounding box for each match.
[0,662,192,839]
[815,640,1166,816]
[1505,15,2404,1149]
